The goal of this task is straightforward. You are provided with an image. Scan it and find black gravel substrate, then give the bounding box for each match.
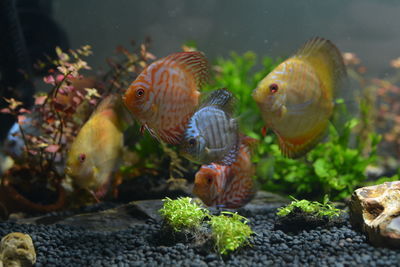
[1,203,399,267]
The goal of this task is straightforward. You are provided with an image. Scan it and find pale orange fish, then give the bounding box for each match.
[65,94,129,199]
[193,137,257,209]
[252,37,347,158]
[123,51,209,145]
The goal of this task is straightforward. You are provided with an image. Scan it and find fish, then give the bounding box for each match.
[193,136,257,209]
[180,88,239,165]
[65,94,129,199]
[252,37,347,158]
[123,51,209,145]
[3,116,41,160]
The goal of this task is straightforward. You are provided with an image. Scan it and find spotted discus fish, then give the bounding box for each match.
[193,136,257,209]
[65,95,129,199]
[123,51,209,145]
[252,37,347,158]
[180,88,239,165]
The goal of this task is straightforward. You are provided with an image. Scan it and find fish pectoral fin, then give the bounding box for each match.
[140,124,161,142]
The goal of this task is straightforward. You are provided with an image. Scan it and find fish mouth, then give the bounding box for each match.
[252,87,263,103]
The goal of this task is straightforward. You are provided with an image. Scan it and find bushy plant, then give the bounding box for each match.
[158,197,209,232]
[1,45,97,176]
[158,198,253,255]
[209,211,253,255]
[259,118,380,201]
[277,195,342,218]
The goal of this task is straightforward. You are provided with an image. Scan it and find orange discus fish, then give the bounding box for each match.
[193,137,257,209]
[123,51,209,145]
[252,37,347,158]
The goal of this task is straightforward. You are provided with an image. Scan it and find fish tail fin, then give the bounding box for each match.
[201,88,235,114]
[295,37,347,100]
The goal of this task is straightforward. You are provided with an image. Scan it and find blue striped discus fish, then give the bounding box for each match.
[180,88,239,165]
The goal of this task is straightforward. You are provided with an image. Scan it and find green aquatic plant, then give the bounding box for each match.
[204,51,282,136]
[277,196,342,219]
[260,117,380,201]
[209,211,253,255]
[158,197,209,232]
[158,198,254,255]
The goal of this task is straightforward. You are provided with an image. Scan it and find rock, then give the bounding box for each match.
[0,232,36,267]
[51,199,164,231]
[16,200,164,232]
[349,181,400,248]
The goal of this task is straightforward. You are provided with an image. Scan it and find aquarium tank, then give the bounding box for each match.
[0,0,399,266]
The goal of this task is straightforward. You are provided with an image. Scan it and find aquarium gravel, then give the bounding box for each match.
[0,203,399,267]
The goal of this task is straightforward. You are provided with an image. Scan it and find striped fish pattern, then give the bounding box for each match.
[252,37,347,158]
[123,51,209,145]
[180,88,239,165]
[193,137,256,209]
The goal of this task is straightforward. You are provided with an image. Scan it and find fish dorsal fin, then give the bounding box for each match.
[91,94,132,131]
[164,51,210,89]
[294,37,347,100]
[92,94,119,115]
[201,88,235,114]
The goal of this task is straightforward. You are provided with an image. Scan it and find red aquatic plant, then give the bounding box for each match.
[344,51,400,166]
[0,45,100,215]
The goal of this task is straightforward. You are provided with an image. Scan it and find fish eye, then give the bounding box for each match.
[207,176,212,184]
[269,83,279,93]
[136,88,145,97]
[188,138,196,147]
[78,153,86,163]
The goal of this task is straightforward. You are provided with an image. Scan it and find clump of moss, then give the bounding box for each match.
[277,196,342,218]
[209,212,253,255]
[275,196,344,233]
[159,197,209,232]
[158,198,254,255]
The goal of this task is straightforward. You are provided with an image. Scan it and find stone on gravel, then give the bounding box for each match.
[15,200,163,232]
[0,232,36,267]
[349,181,400,248]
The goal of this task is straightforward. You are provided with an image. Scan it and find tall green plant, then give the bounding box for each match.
[204,51,281,136]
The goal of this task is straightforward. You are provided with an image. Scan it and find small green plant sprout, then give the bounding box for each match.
[277,195,342,219]
[158,197,209,232]
[209,211,254,255]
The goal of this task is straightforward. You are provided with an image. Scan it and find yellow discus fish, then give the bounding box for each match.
[252,37,347,158]
[65,94,129,199]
